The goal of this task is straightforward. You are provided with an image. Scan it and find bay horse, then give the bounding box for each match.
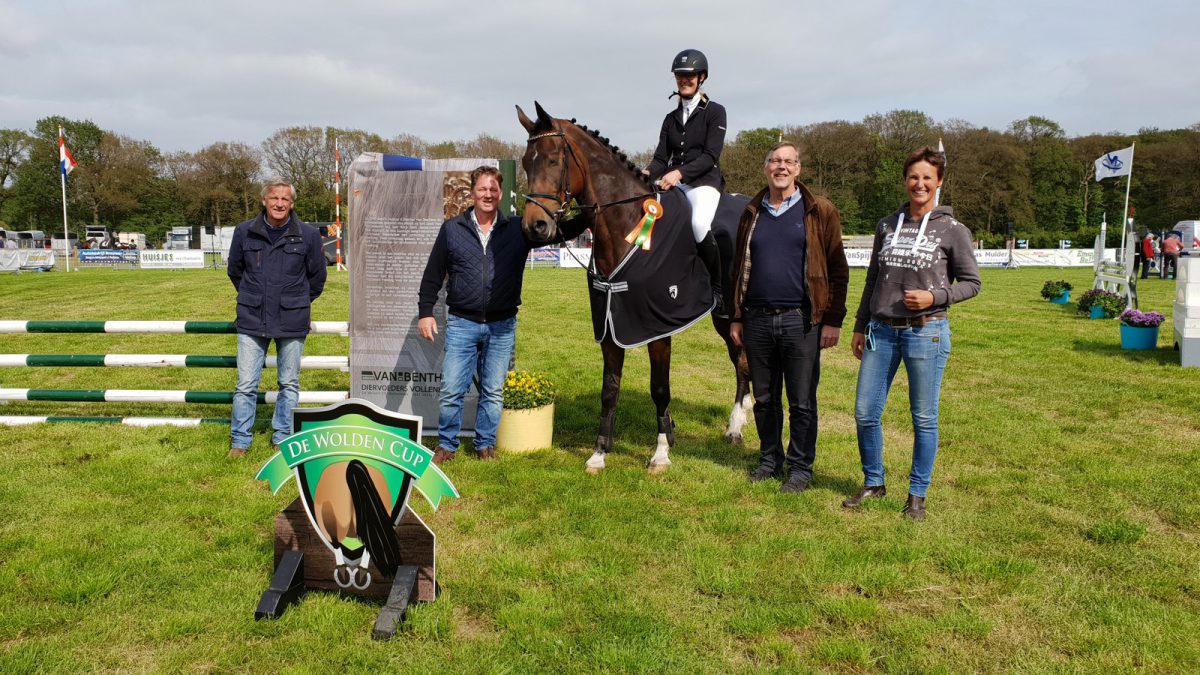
[516,102,751,473]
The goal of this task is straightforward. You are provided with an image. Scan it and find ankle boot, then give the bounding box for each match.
[842,485,886,508]
[902,494,926,521]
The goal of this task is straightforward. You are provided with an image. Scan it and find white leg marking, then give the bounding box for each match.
[647,433,672,473]
[585,451,606,473]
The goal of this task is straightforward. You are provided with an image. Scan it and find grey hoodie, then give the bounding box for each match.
[853,204,980,334]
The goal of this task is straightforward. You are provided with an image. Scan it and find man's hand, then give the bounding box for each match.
[418,317,438,341]
[820,325,840,350]
[729,322,742,348]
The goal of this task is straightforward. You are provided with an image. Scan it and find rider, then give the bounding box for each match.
[646,48,726,308]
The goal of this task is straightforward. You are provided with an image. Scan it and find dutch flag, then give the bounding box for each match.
[59,127,77,176]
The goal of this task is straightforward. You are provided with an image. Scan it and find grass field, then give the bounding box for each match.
[1,265,1198,673]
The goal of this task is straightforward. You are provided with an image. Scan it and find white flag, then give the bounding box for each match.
[1094,146,1133,181]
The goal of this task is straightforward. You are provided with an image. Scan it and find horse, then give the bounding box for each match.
[516,102,752,474]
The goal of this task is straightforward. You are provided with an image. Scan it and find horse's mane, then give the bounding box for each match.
[569,118,654,189]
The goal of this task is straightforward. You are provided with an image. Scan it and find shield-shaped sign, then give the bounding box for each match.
[257,398,458,587]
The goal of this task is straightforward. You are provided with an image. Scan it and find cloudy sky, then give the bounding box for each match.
[2,0,1197,154]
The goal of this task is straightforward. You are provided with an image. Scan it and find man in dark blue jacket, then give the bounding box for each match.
[418,166,578,464]
[226,177,327,458]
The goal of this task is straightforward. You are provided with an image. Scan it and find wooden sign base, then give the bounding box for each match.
[254,497,438,639]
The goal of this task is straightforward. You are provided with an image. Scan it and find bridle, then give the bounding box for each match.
[523,123,657,223]
[523,125,585,222]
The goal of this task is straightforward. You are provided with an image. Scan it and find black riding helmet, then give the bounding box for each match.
[671,49,708,80]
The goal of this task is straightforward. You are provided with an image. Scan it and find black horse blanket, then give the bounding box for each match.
[588,189,719,348]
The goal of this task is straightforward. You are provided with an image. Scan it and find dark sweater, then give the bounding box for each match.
[853,204,981,333]
[744,201,809,311]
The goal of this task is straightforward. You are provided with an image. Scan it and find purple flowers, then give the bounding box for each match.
[1119,309,1166,328]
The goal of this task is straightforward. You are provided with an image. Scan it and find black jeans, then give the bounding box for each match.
[743,309,821,480]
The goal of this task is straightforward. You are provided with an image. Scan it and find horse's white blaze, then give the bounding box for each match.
[585,451,606,471]
[649,434,671,467]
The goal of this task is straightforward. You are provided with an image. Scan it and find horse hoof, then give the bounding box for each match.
[724,432,743,445]
[647,462,670,475]
[585,465,603,475]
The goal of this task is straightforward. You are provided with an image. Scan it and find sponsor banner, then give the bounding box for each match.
[348,153,496,433]
[558,247,592,269]
[79,250,139,265]
[139,250,204,269]
[842,248,1111,268]
[528,248,560,266]
[0,250,56,272]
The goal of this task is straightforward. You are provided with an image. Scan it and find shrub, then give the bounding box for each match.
[1076,289,1125,318]
[1041,280,1073,299]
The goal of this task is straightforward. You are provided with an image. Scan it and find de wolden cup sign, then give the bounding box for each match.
[256,399,457,593]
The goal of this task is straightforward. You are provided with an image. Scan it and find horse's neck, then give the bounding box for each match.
[574,142,649,278]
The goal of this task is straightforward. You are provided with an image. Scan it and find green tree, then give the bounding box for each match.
[0,128,32,222]
[722,127,781,195]
[1010,116,1078,245]
[8,117,105,234]
[940,121,1031,245]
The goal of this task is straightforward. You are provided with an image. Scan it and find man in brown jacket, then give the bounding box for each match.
[728,141,849,492]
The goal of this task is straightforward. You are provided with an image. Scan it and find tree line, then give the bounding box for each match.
[2,112,1197,247]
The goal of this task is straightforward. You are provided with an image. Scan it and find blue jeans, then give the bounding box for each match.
[232,334,305,448]
[853,319,951,497]
[743,310,821,480]
[438,315,516,452]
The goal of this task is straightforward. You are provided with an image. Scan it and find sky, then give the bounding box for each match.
[2,0,1197,154]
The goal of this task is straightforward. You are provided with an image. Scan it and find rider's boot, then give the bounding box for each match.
[697,232,723,313]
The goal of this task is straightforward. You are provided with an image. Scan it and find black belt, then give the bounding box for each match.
[878,313,946,328]
[744,306,806,317]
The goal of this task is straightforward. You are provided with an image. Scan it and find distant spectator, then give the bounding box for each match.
[4,238,16,249]
[1162,233,1183,279]
[1138,233,1154,279]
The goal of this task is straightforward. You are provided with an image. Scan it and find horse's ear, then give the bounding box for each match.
[534,101,552,125]
[516,105,537,133]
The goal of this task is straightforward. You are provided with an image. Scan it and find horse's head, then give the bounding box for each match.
[517,102,587,244]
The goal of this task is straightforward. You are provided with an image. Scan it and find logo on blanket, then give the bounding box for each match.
[256,398,457,588]
[669,284,678,299]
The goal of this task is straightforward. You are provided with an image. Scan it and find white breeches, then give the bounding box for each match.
[678,184,719,243]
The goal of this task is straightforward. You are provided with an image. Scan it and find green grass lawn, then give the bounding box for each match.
[1,265,1197,672]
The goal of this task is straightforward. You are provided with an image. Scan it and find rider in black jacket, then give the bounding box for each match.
[647,48,726,305]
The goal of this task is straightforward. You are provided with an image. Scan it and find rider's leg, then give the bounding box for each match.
[681,184,722,309]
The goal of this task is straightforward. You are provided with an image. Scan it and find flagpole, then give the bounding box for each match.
[1121,142,1135,257]
[934,138,945,207]
[333,137,345,271]
[59,126,72,273]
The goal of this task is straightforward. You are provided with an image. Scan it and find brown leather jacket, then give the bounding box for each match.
[728,180,849,327]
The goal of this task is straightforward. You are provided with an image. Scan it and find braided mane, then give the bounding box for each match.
[571,119,654,188]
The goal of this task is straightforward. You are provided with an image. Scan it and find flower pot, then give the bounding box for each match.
[1049,291,1070,304]
[1119,323,1159,350]
[1089,305,1106,319]
[497,403,554,452]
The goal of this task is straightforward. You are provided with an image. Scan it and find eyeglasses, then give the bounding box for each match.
[766,158,798,167]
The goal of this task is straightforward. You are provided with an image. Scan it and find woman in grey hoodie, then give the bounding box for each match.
[842,147,981,520]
